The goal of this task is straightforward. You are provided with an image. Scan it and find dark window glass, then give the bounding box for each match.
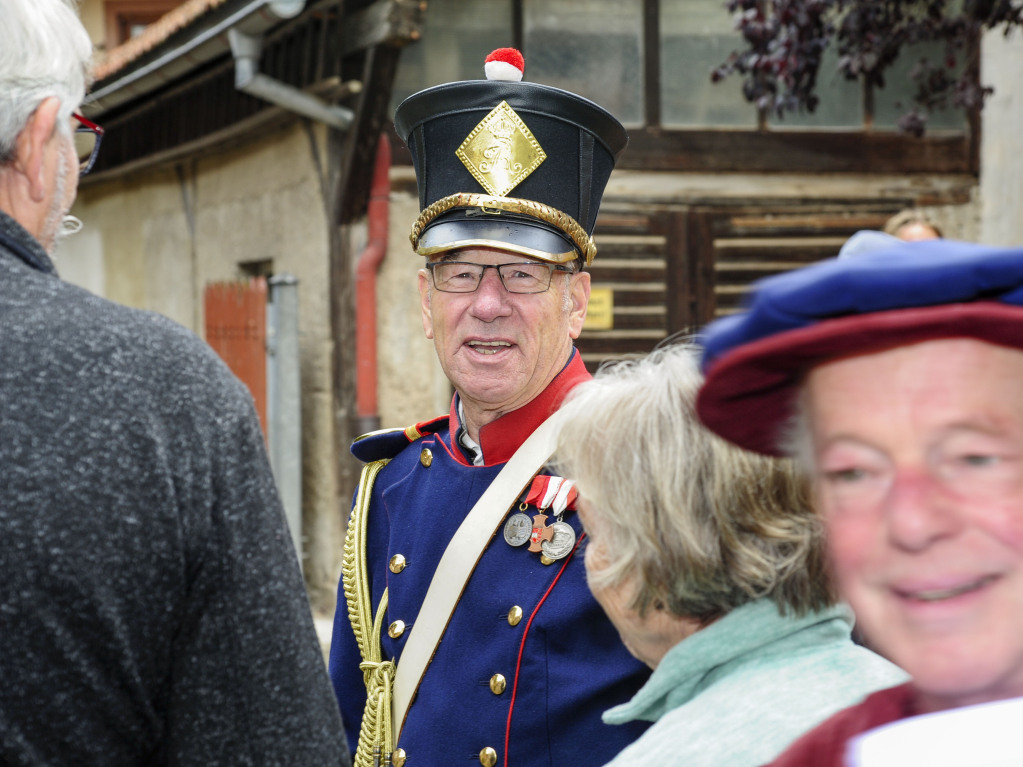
[524,0,643,126]
[660,0,754,127]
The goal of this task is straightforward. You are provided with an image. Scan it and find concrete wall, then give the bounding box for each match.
[78,0,104,50]
[61,123,344,612]
[376,168,452,429]
[980,26,1023,247]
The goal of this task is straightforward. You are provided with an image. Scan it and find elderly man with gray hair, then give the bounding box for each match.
[552,342,905,767]
[697,238,1023,765]
[0,1,348,764]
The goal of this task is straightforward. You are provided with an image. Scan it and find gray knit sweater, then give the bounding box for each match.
[0,211,349,766]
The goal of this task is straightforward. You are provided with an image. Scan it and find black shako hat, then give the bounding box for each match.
[393,48,628,267]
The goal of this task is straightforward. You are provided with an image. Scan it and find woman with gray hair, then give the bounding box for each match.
[553,342,905,767]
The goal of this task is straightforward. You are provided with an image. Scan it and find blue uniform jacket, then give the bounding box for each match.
[329,352,650,766]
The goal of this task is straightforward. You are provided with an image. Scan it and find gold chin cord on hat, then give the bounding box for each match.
[408,193,597,266]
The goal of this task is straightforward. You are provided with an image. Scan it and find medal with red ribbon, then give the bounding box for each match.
[502,475,578,563]
[524,475,578,514]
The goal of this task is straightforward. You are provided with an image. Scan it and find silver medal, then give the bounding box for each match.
[503,512,533,547]
[540,521,576,560]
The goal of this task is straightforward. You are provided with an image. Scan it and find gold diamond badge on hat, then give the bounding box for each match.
[456,100,546,198]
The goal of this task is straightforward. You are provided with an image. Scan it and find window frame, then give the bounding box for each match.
[390,0,978,175]
[103,0,181,49]
[636,0,975,173]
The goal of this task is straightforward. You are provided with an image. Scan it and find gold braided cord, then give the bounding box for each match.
[355,590,395,767]
[342,459,397,767]
[342,459,388,659]
[408,193,597,266]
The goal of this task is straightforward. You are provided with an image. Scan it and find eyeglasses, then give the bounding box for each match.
[72,113,104,175]
[427,261,572,294]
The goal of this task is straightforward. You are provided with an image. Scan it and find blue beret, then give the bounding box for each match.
[697,238,1023,455]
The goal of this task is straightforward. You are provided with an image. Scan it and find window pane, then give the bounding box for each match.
[390,0,514,112]
[873,40,967,131]
[771,43,863,129]
[524,0,643,126]
[660,0,754,127]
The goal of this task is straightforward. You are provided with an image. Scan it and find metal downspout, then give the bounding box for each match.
[354,134,392,435]
[227,19,353,129]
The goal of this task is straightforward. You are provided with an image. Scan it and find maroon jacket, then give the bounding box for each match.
[766,683,917,767]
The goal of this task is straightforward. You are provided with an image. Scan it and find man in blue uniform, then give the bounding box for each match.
[328,49,651,766]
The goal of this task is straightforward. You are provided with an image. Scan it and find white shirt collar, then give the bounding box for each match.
[456,398,485,466]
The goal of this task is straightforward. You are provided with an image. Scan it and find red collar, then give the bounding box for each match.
[446,350,591,466]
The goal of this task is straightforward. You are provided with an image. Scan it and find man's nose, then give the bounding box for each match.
[883,470,965,552]
[469,268,513,320]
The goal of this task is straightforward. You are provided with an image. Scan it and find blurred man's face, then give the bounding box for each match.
[895,221,941,242]
[805,338,1023,713]
[418,247,589,431]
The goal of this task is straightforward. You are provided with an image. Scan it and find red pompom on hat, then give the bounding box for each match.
[484,47,525,82]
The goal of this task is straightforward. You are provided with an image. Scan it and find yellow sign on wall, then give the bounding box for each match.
[583,287,614,330]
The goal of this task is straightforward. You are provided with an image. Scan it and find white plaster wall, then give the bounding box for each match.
[68,167,184,313]
[980,27,1023,247]
[914,197,981,243]
[376,169,452,429]
[55,223,105,296]
[68,123,343,610]
[77,0,104,50]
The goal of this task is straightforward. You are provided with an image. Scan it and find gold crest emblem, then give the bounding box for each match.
[456,101,546,197]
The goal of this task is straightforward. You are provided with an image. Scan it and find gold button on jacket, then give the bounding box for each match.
[479,746,498,767]
[489,673,506,695]
[387,620,406,639]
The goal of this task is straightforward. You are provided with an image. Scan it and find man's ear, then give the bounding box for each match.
[14,97,62,204]
[567,270,591,340]
[418,269,435,340]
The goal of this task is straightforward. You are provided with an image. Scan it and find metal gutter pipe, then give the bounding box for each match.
[83,0,326,118]
[227,27,353,129]
[354,134,392,434]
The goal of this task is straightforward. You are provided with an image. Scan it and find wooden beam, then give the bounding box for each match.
[329,40,408,510]
[621,129,975,175]
[335,44,404,223]
[340,0,426,54]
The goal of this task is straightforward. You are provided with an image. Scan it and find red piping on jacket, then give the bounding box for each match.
[355,134,391,424]
[502,533,586,767]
